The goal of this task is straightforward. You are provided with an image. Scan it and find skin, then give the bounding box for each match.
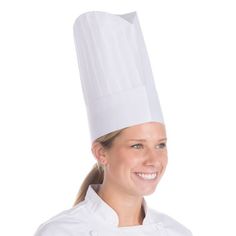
[91,121,168,227]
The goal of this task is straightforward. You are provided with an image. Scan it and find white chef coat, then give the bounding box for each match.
[34,184,192,236]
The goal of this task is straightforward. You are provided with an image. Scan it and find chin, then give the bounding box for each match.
[132,184,158,197]
[140,186,157,196]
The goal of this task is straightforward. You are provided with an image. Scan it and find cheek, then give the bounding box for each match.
[161,154,168,170]
[108,150,139,170]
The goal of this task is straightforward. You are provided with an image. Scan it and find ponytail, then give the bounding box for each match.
[73,163,104,206]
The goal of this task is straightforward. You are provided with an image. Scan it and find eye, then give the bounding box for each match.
[131,143,143,149]
[156,143,166,149]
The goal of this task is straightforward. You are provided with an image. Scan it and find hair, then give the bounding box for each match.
[73,128,125,206]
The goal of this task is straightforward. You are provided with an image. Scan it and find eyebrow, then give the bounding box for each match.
[127,138,167,142]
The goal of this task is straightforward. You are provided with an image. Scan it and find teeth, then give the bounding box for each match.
[135,172,157,180]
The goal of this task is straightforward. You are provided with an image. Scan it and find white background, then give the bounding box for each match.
[0,0,236,235]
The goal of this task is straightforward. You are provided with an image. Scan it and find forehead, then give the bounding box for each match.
[117,122,166,141]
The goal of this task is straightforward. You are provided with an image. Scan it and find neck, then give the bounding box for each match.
[97,183,145,227]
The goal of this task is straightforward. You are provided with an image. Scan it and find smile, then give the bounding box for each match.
[135,172,158,180]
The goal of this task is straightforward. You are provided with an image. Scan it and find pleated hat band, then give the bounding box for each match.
[73,11,164,143]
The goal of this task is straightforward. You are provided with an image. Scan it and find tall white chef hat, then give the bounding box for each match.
[73,11,164,143]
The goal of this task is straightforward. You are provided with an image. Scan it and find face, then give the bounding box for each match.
[99,121,168,197]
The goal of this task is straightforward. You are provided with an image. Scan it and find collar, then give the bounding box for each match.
[84,184,153,226]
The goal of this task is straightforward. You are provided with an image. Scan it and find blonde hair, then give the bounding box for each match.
[73,128,125,206]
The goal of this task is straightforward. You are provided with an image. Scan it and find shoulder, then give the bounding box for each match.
[148,208,193,236]
[34,201,91,236]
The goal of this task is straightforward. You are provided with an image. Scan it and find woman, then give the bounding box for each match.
[34,11,192,235]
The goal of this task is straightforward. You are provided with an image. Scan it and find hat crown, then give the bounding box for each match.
[74,12,154,103]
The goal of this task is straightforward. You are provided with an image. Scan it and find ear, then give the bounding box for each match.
[91,142,108,166]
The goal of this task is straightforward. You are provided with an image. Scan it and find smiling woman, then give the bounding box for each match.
[34,10,192,236]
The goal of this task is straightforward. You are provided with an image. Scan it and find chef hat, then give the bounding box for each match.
[73,11,164,143]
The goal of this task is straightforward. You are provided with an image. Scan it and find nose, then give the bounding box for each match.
[143,147,166,166]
